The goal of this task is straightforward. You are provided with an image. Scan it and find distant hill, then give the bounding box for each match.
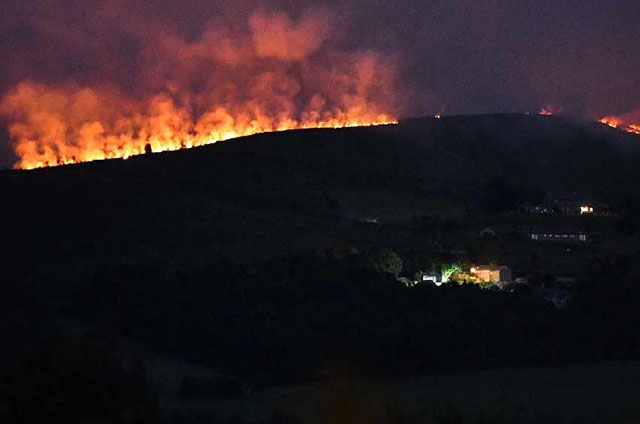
[398,114,640,193]
[4,115,640,413]
[1,114,639,278]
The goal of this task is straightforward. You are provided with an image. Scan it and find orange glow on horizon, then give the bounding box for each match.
[538,105,562,116]
[599,116,640,135]
[538,108,553,116]
[2,56,399,170]
[0,7,402,170]
[8,115,398,170]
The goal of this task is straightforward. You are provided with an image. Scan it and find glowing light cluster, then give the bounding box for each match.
[580,205,594,215]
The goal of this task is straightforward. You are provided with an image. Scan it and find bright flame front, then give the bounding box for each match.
[1,82,398,170]
[599,115,640,135]
[0,8,402,170]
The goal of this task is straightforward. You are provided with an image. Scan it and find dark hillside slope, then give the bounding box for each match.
[399,114,640,193]
[0,125,422,281]
[1,115,639,281]
[3,115,640,392]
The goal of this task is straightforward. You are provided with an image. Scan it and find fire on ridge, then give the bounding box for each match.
[6,115,397,170]
[536,106,640,136]
[1,81,397,171]
[0,8,401,170]
[1,78,398,170]
[14,117,398,170]
[599,116,640,135]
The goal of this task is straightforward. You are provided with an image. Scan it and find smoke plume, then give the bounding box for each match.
[1,0,639,168]
[0,3,399,169]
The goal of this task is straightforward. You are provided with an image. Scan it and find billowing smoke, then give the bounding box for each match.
[1,0,639,168]
[249,9,333,61]
[0,3,399,169]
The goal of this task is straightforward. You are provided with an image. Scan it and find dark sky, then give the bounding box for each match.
[1,0,639,166]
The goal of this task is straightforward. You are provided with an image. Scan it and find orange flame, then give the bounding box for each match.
[599,116,621,128]
[0,9,401,170]
[1,82,397,170]
[538,105,561,116]
[599,115,640,135]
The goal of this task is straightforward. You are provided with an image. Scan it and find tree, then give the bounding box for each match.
[371,250,403,277]
[440,263,462,283]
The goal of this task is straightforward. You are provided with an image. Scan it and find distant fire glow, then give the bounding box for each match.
[0,8,400,170]
[599,116,640,135]
[538,105,561,116]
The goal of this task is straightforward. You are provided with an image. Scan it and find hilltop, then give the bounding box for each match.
[400,114,640,191]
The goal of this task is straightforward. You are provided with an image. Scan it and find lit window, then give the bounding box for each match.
[580,205,594,214]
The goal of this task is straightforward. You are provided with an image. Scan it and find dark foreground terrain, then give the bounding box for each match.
[2,114,640,422]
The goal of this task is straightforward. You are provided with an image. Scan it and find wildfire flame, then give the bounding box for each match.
[538,105,561,116]
[1,82,397,170]
[0,8,400,170]
[599,115,640,135]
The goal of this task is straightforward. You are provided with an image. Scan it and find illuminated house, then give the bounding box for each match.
[417,272,444,286]
[543,191,607,215]
[529,226,588,242]
[470,265,512,283]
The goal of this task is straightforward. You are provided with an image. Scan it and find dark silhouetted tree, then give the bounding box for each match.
[371,250,403,277]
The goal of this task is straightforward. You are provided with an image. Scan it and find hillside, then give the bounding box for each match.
[399,114,640,192]
[3,114,640,422]
[1,114,639,277]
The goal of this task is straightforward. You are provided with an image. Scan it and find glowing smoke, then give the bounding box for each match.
[0,6,400,169]
[599,109,640,135]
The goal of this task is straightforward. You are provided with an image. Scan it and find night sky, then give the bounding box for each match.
[1,0,639,167]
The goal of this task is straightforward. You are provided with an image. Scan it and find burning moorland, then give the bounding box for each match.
[599,109,640,135]
[0,8,399,170]
[2,2,638,171]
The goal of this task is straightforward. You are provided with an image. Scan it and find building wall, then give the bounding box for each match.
[474,268,511,283]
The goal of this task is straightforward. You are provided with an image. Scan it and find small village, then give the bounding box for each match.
[381,190,621,309]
